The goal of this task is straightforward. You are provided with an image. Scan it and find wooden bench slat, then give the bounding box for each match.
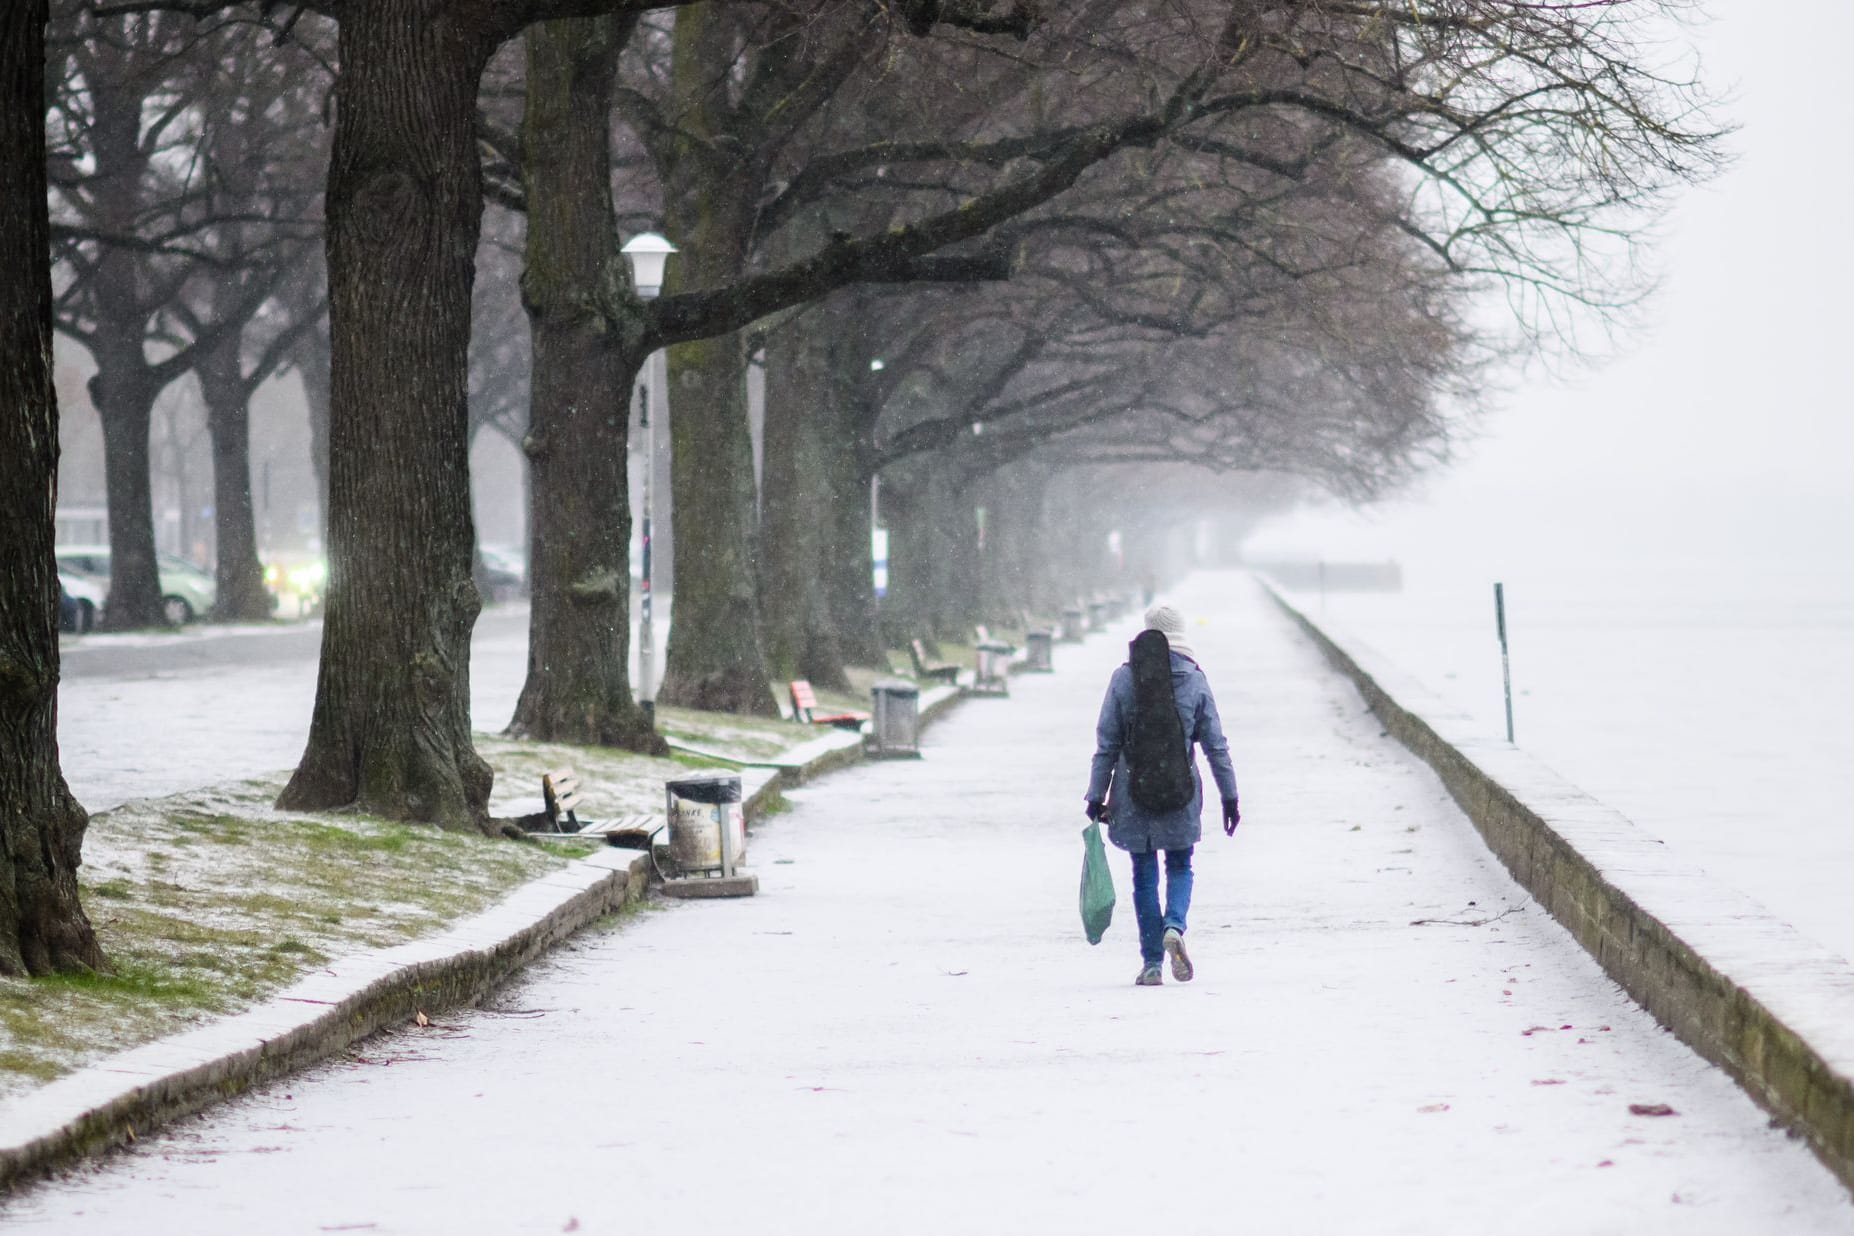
[538,767,584,833]
[909,640,961,683]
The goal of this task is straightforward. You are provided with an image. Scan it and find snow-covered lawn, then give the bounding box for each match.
[11,605,850,1107]
[0,776,575,1103]
[1274,563,1854,969]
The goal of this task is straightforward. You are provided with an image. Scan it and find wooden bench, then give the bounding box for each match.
[539,767,583,833]
[519,766,660,848]
[788,680,869,731]
[974,624,1016,654]
[909,638,962,685]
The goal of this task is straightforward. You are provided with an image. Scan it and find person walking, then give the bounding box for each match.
[1084,604,1240,986]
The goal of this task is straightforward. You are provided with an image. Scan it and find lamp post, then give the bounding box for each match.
[623,232,677,723]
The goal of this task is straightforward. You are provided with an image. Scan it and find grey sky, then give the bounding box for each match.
[1250,0,1854,570]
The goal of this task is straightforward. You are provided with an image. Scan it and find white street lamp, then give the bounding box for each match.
[625,232,677,720]
[621,232,677,300]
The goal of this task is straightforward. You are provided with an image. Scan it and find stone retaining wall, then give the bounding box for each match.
[1267,581,1854,1192]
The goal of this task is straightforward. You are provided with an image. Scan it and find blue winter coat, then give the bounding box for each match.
[1085,652,1239,853]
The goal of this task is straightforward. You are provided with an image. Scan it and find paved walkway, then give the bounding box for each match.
[8,573,1850,1233]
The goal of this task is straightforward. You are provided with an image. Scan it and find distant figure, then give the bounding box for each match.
[1084,604,1240,986]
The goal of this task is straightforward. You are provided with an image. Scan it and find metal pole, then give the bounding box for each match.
[637,368,656,724]
[1495,581,1514,743]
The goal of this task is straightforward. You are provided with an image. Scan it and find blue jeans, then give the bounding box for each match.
[1130,847,1194,965]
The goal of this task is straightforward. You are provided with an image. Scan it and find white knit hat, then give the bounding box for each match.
[1143,604,1194,659]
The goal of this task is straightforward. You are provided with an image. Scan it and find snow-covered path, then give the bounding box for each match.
[10,572,1850,1233]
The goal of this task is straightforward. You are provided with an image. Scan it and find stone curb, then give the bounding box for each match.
[0,678,977,1192]
[0,847,650,1193]
[1264,579,1854,1192]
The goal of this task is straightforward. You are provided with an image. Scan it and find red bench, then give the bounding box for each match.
[789,680,869,731]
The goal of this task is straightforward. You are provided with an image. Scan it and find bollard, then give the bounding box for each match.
[1024,628,1054,672]
[1060,607,1085,642]
[869,680,923,758]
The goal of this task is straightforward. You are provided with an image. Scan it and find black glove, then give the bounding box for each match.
[1222,797,1241,836]
[1085,799,1105,823]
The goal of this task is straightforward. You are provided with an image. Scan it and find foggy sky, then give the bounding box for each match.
[1250,0,1854,573]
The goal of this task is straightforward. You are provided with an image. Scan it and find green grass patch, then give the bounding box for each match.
[0,774,570,1104]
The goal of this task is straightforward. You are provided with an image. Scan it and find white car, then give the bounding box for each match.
[58,571,104,633]
[56,546,216,625]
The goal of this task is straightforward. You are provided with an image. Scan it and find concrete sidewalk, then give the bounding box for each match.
[8,573,1849,1233]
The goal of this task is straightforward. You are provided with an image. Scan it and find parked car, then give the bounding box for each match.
[263,554,326,618]
[58,571,103,633]
[55,546,216,625]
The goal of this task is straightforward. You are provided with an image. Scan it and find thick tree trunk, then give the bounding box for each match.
[936,470,981,642]
[86,345,165,629]
[815,354,885,669]
[198,338,272,622]
[759,319,847,689]
[508,15,664,753]
[278,9,498,832]
[880,465,934,646]
[0,0,107,976]
[79,49,166,629]
[653,10,777,717]
[657,326,777,714]
[296,322,332,541]
[979,463,1044,622]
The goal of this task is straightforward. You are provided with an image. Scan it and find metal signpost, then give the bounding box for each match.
[1495,581,1514,743]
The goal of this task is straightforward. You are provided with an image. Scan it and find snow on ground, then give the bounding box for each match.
[9,571,1849,1233]
[1274,561,1854,970]
[56,607,532,813]
[56,597,675,815]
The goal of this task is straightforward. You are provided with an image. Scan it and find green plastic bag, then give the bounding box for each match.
[1080,819,1116,945]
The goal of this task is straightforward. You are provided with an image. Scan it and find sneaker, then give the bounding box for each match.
[1135,963,1164,987]
[1163,928,1193,982]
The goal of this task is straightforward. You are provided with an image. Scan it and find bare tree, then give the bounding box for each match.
[99,0,1718,828]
